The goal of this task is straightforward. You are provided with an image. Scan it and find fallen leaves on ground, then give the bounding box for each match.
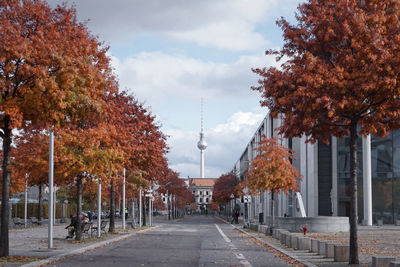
[0,256,41,262]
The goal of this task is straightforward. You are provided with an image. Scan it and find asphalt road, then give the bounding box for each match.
[45,216,292,267]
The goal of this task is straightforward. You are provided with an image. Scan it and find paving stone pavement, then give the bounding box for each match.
[239,225,400,267]
[1,217,161,267]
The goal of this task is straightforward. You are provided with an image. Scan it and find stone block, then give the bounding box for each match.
[326,243,335,258]
[311,238,319,253]
[334,244,349,262]
[390,261,400,267]
[291,236,298,250]
[280,232,287,244]
[318,240,327,256]
[285,233,292,247]
[372,255,396,267]
[298,236,311,250]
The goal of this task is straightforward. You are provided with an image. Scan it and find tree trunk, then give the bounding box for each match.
[109,179,115,233]
[0,115,12,257]
[142,196,146,226]
[38,184,43,225]
[75,176,83,241]
[349,120,359,264]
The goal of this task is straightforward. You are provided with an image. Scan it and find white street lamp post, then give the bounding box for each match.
[24,180,27,228]
[122,168,126,230]
[139,189,142,228]
[97,179,101,237]
[48,127,54,249]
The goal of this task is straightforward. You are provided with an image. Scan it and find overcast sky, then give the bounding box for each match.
[49,0,302,178]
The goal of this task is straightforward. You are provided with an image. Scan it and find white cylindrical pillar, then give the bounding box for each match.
[200,150,204,178]
[139,190,142,227]
[122,168,126,230]
[97,181,101,237]
[24,180,27,228]
[363,134,373,226]
[48,127,54,249]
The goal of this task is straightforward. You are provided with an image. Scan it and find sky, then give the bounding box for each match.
[49,0,303,179]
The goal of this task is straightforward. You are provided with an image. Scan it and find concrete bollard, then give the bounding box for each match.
[291,236,299,250]
[326,243,335,258]
[334,244,349,262]
[395,220,400,226]
[389,261,400,267]
[298,236,311,250]
[377,219,383,226]
[318,240,327,256]
[285,233,292,247]
[372,256,396,267]
[311,238,319,253]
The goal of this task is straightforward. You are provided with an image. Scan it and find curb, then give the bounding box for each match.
[217,217,318,267]
[20,226,160,267]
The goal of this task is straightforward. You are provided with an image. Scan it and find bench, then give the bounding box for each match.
[91,220,108,236]
[12,218,25,227]
[30,217,40,225]
[81,222,92,238]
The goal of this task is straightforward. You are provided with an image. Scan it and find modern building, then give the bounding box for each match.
[233,113,400,225]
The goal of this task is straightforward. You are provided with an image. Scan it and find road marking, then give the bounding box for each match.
[215,224,253,267]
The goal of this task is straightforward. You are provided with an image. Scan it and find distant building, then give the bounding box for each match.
[187,178,217,212]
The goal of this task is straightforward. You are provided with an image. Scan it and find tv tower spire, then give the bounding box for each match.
[197,98,207,178]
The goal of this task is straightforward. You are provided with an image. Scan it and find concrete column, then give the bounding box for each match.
[332,137,338,216]
[362,134,373,226]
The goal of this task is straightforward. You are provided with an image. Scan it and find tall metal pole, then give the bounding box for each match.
[148,197,151,226]
[139,190,142,227]
[48,127,54,249]
[167,190,170,220]
[24,180,27,228]
[97,180,101,237]
[122,168,126,230]
[132,199,135,228]
[53,188,56,225]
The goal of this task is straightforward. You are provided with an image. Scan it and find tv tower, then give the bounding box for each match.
[197,98,207,178]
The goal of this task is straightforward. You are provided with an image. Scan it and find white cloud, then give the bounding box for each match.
[166,111,265,178]
[111,51,279,107]
[49,0,300,51]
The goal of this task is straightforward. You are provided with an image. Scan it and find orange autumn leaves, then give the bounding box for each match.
[245,137,301,196]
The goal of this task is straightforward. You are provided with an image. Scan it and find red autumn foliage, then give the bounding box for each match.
[252,1,400,263]
[212,173,239,207]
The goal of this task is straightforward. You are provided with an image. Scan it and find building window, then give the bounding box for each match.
[199,198,202,203]
[200,191,202,195]
[192,190,195,194]
[206,198,209,203]
[206,191,208,195]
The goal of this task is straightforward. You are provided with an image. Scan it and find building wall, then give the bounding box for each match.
[232,112,400,224]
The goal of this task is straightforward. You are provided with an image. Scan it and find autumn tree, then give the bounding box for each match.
[157,169,192,219]
[106,91,168,228]
[212,173,239,211]
[0,0,113,255]
[252,1,400,263]
[246,137,300,233]
[12,127,49,224]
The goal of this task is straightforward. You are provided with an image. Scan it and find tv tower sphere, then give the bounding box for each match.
[197,134,207,150]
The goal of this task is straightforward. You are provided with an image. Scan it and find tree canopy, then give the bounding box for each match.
[252,0,400,263]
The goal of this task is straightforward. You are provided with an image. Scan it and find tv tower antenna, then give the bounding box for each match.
[197,98,207,178]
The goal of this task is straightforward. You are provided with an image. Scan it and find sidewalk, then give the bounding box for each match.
[3,218,158,266]
[221,216,400,267]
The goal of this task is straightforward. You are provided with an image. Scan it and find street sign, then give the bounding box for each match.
[145,194,153,197]
[243,195,251,203]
